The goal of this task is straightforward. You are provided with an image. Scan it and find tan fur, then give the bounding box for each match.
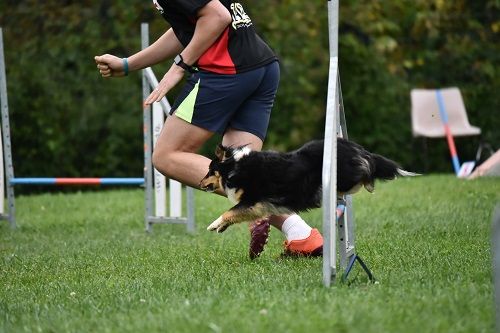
[215,145,225,161]
[199,171,222,192]
[207,202,294,232]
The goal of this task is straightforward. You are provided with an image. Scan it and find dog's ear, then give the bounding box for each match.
[215,144,226,161]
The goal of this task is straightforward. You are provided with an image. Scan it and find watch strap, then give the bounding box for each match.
[174,54,198,73]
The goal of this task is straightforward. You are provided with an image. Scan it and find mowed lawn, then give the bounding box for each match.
[1,175,498,333]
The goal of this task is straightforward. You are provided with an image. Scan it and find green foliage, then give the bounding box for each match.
[0,0,498,179]
[1,176,498,332]
[0,1,153,180]
[251,1,329,149]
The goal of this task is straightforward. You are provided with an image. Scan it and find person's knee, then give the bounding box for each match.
[152,145,175,177]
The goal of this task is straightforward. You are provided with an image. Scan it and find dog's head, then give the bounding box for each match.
[199,143,250,192]
[199,159,224,192]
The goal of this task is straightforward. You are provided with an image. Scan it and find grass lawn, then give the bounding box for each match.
[1,175,499,333]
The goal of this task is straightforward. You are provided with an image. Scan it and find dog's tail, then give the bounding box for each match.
[372,154,420,180]
[355,154,420,193]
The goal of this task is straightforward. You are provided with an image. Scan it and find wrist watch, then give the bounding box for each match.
[174,54,198,73]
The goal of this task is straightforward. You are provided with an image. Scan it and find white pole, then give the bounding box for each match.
[0,28,7,217]
[0,28,4,214]
[322,0,340,287]
[147,72,182,218]
[169,179,182,217]
[152,102,166,217]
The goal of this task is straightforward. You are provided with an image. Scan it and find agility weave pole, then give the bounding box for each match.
[322,0,374,286]
[0,28,15,228]
[0,26,194,232]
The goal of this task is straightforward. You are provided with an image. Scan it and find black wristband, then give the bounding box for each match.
[174,54,198,73]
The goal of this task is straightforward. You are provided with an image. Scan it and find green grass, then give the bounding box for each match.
[1,175,499,333]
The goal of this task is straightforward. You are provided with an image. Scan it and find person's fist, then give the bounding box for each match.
[94,54,126,78]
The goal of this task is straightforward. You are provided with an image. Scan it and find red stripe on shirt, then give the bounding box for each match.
[198,28,236,74]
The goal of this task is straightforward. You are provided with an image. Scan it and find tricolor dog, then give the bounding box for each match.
[200,138,418,233]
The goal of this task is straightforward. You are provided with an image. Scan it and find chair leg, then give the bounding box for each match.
[412,137,429,173]
[422,137,430,172]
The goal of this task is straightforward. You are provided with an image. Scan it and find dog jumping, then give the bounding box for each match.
[200,138,418,233]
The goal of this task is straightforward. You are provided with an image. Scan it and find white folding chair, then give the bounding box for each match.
[410,87,482,172]
[411,87,481,138]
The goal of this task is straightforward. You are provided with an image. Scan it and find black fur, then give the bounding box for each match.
[200,138,417,232]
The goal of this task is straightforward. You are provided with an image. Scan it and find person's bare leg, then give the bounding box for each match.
[221,127,263,151]
[152,115,214,188]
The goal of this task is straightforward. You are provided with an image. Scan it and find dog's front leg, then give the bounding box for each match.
[207,215,226,232]
[207,203,273,233]
[207,204,252,233]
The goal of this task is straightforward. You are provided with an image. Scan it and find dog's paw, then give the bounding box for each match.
[207,216,231,233]
[207,216,223,232]
[216,223,230,233]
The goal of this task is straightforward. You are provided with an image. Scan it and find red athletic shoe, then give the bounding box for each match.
[249,218,271,260]
[283,228,323,257]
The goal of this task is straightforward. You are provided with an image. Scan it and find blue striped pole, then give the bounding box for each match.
[10,178,144,186]
[436,90,461,175]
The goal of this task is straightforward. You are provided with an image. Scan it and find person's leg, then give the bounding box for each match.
[221,127,263,151]
[152,115,215,189]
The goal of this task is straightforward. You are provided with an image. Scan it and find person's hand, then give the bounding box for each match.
[94,54,127,78]
[144,64,185,106]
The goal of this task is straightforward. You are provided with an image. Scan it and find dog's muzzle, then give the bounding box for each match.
[200,182,216,192]
[199,170,221,193]
[199,175,218,193]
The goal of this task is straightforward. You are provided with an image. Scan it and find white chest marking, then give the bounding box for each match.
[226,187,240,204]
[232,147,251,161]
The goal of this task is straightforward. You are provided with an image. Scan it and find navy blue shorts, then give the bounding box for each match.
[170,61,280,141]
